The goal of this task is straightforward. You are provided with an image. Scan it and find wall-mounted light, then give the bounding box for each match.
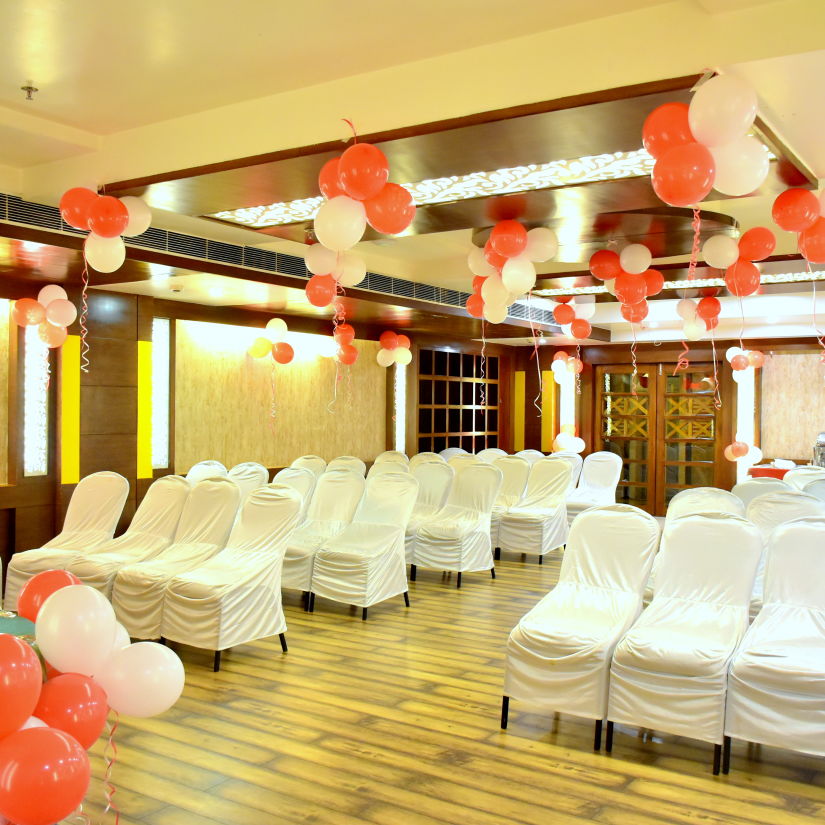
[23,326,49,476]
[151,318,170,469]
[394,363,406,452]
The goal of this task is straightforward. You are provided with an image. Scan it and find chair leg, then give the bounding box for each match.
[279,633,288,653]
[302,591,309,611]
[594,719,603,751]
[456,572,462,589]
[712,744,722,776]
[403,591,410,607]
[500,696,509,730]
[410,564,417,581]
[494,548,500,561]
[490,567,496,579]
[605,720,614,753]
[308,592,315,613]
[362,607,368,621]
[538,554,543,565]
[722,735,731,775]
[213,650,221,672]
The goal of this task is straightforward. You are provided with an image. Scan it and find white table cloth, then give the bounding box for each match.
[405,460,454,561]
[490,456,530,547]
[566,452,622,524]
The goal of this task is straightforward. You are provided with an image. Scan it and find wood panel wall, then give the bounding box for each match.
[174,320,387,472]
[0,300,9,486]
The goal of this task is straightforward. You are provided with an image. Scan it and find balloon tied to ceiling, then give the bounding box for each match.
[248,318,293,424]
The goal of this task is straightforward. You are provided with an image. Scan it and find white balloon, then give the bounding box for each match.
[561,323,573,337]
[36,585,118,677]
[313,196,366,251]
[732,369,743,384]
[725,346,744,363]
[550,359,567,376]
[554,432,575,451]
[573,295,596,320]
[376,348,395,367]
[265,318,288,343]
[710,135,769,196]
[569,437,586,454]
[337,252,366,287]
[112,622,131,652]
[394,347,412,365]
[688,74,758,147]
[305,244,338,276]
[619,244,651,275]
[468,246,498,278]
[746,445,763,465]
[683,318,705,341]
[483,303,508,324]
[480,274,509,307]
[119,196,152,237]
[37,284,67,307]
[524,227,558,263]
[96,642,185,718]
[604,279,618,297]
[702,234,740,269]
[501,255,536,296]
[677,298,698,320]
[20,716,47,730]
[84,234,125,273]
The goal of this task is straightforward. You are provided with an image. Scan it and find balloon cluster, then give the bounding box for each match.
[724,440,763,464]
[59,188,151,273]
[376,330,412,367]
[550,350,583,380]
[0,571,183,825]
[466,223,558,324]
[644,75,765,207]
[703,226,775,298]
[248,317,294,364]
[333,323,358,366]
[551,296,593,340]
[773,188,825,265]
[588,245,663,327]
[12,285,78,349]
[726,345,765,374]
[674,290,723,341]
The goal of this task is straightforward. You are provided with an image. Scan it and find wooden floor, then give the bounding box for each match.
[76,553,825,825]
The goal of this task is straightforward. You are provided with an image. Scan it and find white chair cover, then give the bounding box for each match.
[447,454,479,475]
[367,460,409,478]
[785,466,825,490]
[566,452,622,524]
[548,452,583,493]
[803,478,825,502]
[311,473,419,611]
[3,471,130,609]
[666,487,745,521]
[498,459,572,558]
[271,467,317,515]
[476,448,508,463]
[490,456,530,547]
[112,477,240,639]
[290,455,326,477]
[505,505,660,720]
[281,470,366,591]
[409,452,445,469]
[405,461,455,562]
[185,460,227,483]
[374,450,409,465]
[439,447,468,460]
[731,478,792,506]
[608,514,761,747]
[161,485,303,652]
[326,455,367,476]
[726,517,825,758]
[412,463,502,577]
[227,462,269,501]
[515,449,545,465]
[67,475,190,597]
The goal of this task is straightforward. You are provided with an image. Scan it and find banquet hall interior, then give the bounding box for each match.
[1,1,825,823]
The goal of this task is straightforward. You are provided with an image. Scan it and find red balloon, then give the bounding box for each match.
[620,300,649,323]
[570,318,592,340]
[799,217,825,264]
[725,260,761,297]
[731,441,749,457]
[731,354,749,370]
[338,344,359,365]
[0,727,90,825]
[87,196,129,238]
[738,227,776,261]
[643,269,664,297]
[396,334,411,349]
[471,275,486,291]
[483,241,507,271]
[723,444,737,462]
[552,351,569,362]
[272,342,294,364]
[570,358,584,374]
[466,294,484,318]
[34,674,108,750]
[555,295,574,304]
[338,144,390,201]
[59,187,97,230]
[12,298,45,327]
[651,142,715,207]
[642,102,694,160]
[38,322,67,349]
[333,323,355,345]
[489,220,528,258]
[704,316,719,331]
[379,331,399,350]
[17,570,81,622]
[589,250,621,281]
[696,296,721,320]
[364,183,416,234]
[305,274,337,307]
[553,304,575,325]
[748,350,765,368]
[0,635,42,739]
[318,157,346,199]
[772,189,819,233]
[614,273,647,305]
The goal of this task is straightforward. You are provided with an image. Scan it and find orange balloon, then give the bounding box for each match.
[730,354,749,370]
[552,350,569,361]
[337,344,358,365]
[553,304,575,325]
[396,334,411,349]
[643,269,664,296]
[651,142,715,207]
[731,441,749,458]
[38,322,67,348]
[589,250,621,281]
[642,102,694,159]
[272,342,294,364]
[318,157,345,199]
[747,350,765,368]
[12,298,45,327]
[379,331,398,350]
[489,220,527,258]
[466,294,484,318]
[333,323,355,345]
[772,188,819,233]
[570,318,592,339]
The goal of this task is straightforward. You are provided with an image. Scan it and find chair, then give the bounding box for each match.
[515,449,545,465]
[606,513,762,774]
[185,460,227,483]
[785,466,825,490]
[666,487,745,522]
[438,447,468,461]
[732,478,792,506]
[447,454,479,475]
[310,472,419,620]
[326,455,367,476]
[409,452,445,470]
[160,485,304,671]
[227,462,269,501]
[405,461,454,562]
[490,456,530,550]
[725,517,825,761]
[498,459,572,563]
[803,478,825,502]
[290,455,326,477]
[565,452,622,525]
[548,452,583,493]
[281,470,366,592]
[111,477,240,639]
[367,460,409,478]
[411,463,502,588]
[271,467,317,515]
[476,448,508,463]
[374,450,409,465]
[68,475,191,597]
[502,505,660,745]
[3,471,130,610]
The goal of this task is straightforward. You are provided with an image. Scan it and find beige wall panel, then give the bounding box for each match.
[174,320,386,473]
[0,301,8,485]
[760,352,825,461]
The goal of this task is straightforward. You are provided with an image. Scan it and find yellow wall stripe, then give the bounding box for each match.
[541,370,555,452]
[513,371,525,452]
[137,340,153,479]
[60,335,80,484]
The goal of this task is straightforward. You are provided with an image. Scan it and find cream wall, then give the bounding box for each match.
[174,320,386,473]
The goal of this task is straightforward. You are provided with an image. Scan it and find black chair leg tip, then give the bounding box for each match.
[594,719,603,751]
[279,633,288,653]
[403,591,410,607]
[500,696,509,730]
[605,721,614,753]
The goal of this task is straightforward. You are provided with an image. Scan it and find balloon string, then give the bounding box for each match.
[43,345,51,392]
[103,711,121,824]
[575,344,582,396]
[527,292,542,416]
[673,341,691,376]
[80,259,90,373]
[687,207,702,282]
[738,294,746,351]
[328,360,341,414]
[710,328,722,410]
[269,360,277,432]
[630,325,638,397]
[341,118,358,143]
[479,320,487,409]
